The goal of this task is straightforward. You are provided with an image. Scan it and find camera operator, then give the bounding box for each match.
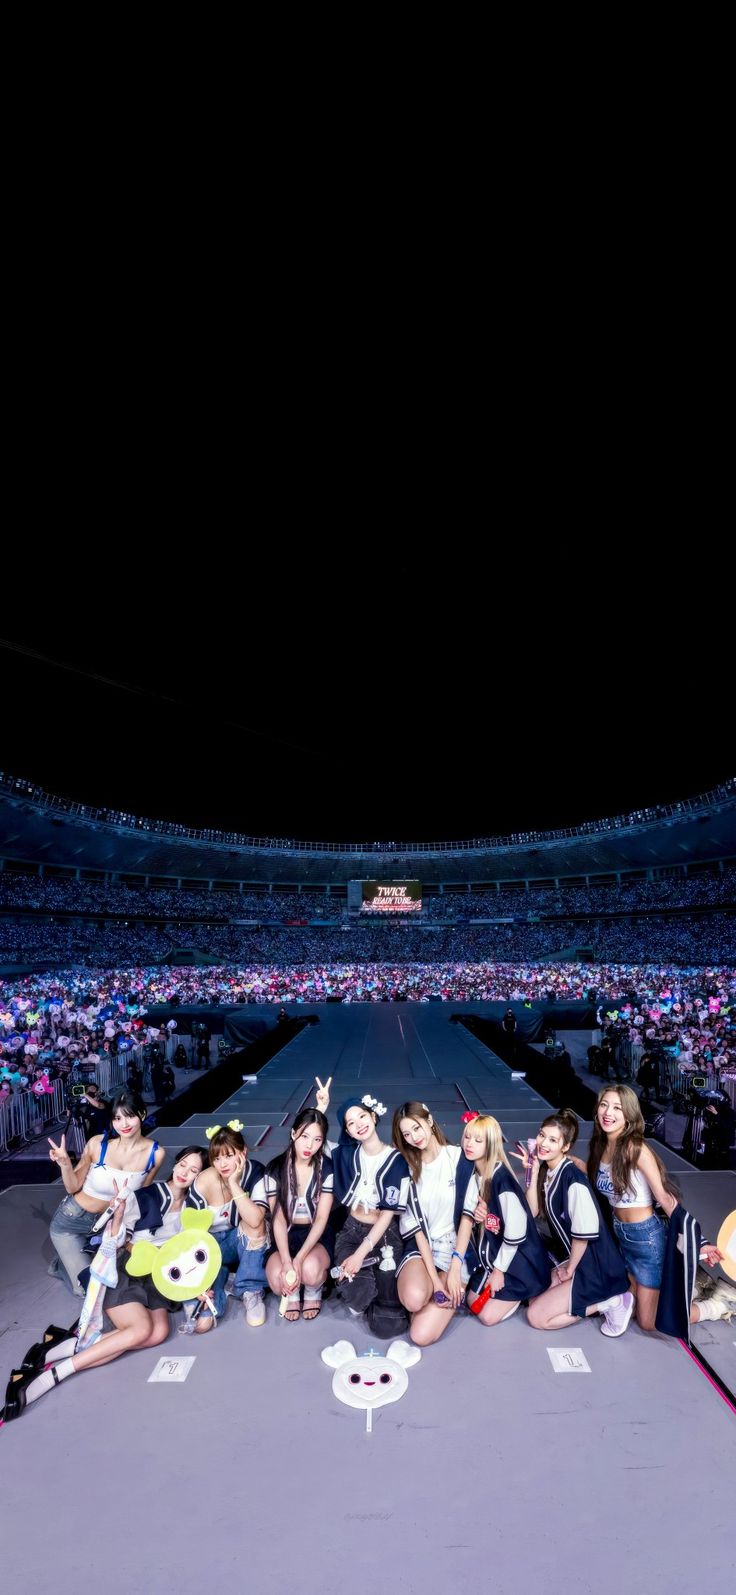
[79,1082,109,1139]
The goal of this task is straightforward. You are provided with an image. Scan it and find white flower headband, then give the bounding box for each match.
[361,1094,386,1117]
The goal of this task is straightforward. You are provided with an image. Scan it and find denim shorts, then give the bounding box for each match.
[612,1213,667,1289]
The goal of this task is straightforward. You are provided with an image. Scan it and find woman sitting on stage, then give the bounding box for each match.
[326,1087,416,1337]
[392,1102,473,1345]
[188,1123,269,1329]
[3,1146,206,1421]
[48,1090,165,1295]
[520,1109,634,1337]
[264,1109,334,1321]
[446,1114,550,1327]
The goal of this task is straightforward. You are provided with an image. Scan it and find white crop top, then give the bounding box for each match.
[354,1150,383,1213]
[208,1201,234,1234]
[595,1160,654,1208]
[81,1134,159,1201]
[81,1165,149,1200]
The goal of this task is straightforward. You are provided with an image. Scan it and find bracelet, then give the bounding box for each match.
[451,1250,466,1263]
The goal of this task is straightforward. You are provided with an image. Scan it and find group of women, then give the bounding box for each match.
[1,1077,731,1423]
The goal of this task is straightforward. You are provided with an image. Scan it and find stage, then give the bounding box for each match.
[2,1004,734,1595]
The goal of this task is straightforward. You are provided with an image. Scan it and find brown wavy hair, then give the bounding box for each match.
[207,1126,246,1164]
[586,1084,679,1203]
[392,1101,448,1183]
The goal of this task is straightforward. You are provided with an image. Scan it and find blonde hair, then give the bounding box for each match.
[464,1114,518,1202]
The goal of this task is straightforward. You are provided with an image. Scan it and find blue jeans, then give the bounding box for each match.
[194,1228,268,1320]
[49,1194,95,1296]
[613,1213,667,1289]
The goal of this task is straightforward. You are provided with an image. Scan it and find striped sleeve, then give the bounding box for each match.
[400,1180,426,1240]
[495,1188,527,1273]
[567,1179,600,1240]
[462,1173,481,1220]
[249,1172,270,1209]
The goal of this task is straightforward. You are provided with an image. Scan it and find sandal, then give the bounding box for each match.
[280,1292,301,1321]
[302,1288,323,1321]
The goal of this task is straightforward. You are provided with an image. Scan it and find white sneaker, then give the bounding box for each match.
[244,1291,266,1327]
[705,1283,736,1322]
[695,1296,730,1323]
[600,1291,634,1337]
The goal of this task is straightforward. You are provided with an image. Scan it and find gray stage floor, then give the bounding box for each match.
[2,1005,734,1595]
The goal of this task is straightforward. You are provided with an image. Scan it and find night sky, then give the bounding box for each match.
[1,628,732,844]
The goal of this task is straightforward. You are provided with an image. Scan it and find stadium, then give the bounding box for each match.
[1,643,734,1595]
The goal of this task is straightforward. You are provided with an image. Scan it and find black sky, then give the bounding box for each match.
[0,628,732,844]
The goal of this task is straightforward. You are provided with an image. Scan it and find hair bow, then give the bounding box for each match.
[205,1125,221,1140]
[228,1119,244,1132]
[461,1111,480,1123]
[361,1094,386,1116]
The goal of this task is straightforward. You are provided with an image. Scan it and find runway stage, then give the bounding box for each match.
[2,1005,734,1595]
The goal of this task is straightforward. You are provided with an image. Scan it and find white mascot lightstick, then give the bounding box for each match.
[321,1340,421,1433]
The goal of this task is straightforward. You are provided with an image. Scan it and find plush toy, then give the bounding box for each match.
[126,1210,222,1302]
[321,1340,421,1432]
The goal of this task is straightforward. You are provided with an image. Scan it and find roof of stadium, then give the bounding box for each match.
[1,773,734,884]
[1,632,733,878]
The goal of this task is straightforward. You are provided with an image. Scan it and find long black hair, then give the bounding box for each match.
[269,1109,328,1221]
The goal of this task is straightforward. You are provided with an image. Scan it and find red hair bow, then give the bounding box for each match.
[461,1110,480,1123]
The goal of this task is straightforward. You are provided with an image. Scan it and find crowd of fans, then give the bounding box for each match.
[3,950,734,1139]
[1,869,734,923]
[2,914,735,970]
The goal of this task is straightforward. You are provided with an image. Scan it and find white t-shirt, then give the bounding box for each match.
[354,1151,385,1213]
[416,1145,462,1241]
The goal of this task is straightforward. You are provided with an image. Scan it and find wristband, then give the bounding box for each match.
[451,1250,466,1263]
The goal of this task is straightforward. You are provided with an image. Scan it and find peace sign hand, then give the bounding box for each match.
[315,1076,332,1113]
[48,1134,71,1166]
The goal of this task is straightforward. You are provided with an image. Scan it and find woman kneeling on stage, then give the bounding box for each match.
[446,1114,550,1327]
[522,1110,634,1337]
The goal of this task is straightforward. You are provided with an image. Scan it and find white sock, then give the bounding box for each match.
[26,1359,76,1404]
[44,1337,77,1363]
[596,1294,622,1314]
[303,1284,323,1302]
